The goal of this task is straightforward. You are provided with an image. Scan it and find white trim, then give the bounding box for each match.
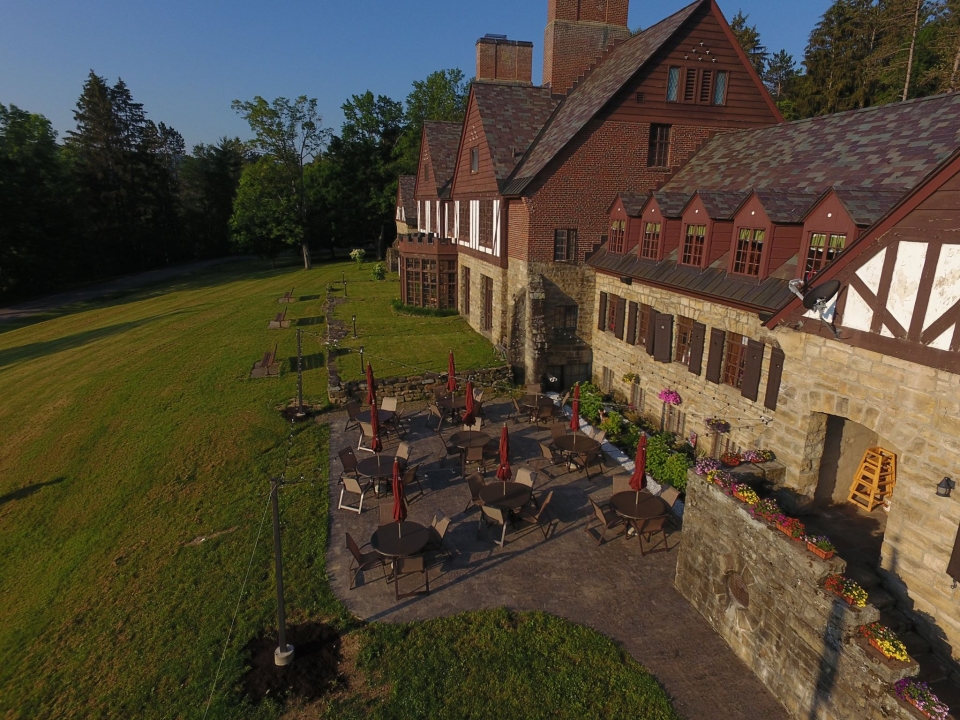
[454,201,460,243]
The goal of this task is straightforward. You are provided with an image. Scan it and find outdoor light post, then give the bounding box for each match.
[295,329,305,418]
[343,280,347,297]
[270,477,294,666]
[352,315,357,338]
[359,346,364,374]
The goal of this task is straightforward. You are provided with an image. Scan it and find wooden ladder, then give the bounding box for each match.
[847,447,897,512]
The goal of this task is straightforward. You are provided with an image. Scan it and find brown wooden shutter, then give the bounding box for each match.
[614,297,626,339]
[653,314,674,363]
[764,347,785,410]
[598,292,607,331]
[645,307,657,356]
[740,340,765,401]
[688,322,706,375]
[705,328,726,384]
[948,524,960,586]
[626,301,638,345]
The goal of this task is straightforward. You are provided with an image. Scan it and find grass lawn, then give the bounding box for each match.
[333,263,501,383]
[0,257,678,719]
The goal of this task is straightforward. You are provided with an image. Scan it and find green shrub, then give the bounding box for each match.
[390,298,458,317]
[350,248,364,267]
[372,262,386,280]
[644,433,671,480]
[599,411,624,444]
[662,453,693,493]
[577,382,605,424]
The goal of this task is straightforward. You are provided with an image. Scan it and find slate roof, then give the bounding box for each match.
[617,191,647,217]
[662,92,960,196]
[423,121,462,196]
[652,191,693,217]
[397,175,417,220]
[504,0,704,194]
[831,186,908,226]
[695,191,750,220]
[752,190,821,224]
[472,83,559,188]
[589,245,794,312]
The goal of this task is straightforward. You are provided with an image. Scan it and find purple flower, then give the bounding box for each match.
[695,457,721,476]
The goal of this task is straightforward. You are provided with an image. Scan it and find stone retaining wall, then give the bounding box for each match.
[328,365,513,406]
[676,471,922,720]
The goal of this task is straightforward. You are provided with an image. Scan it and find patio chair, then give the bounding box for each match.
[612,474,633,495]
[574,448,605,480]
[379,501,397,526]
[402,464,424,501]
[357,421,377,452]
[637,514,670,556]
[338,475,372,514]
[474,400,485,426]
[593,429,607,444]
[433,387,449,400]
[525,383,541,395]
[344,400,361,433]
[478,505,508,547]
[473,387,483,402]
[464,445,486,475]
[392,555,429,599]
[396,441,412,463]
[507,397,525,423]
[659,486,681,529]
[515,467,538,489]
[425,510,452,558]
[548,423,567,449]
[337,446,360,485]
[551,392,570,419]
[428,402,445,432]
[585,497,625,546]
[527,442,564,476]
[533,405,554,427]
[442,439,464,469]
[381,396,398,412]
[463,473,486,513]
[516,491,554,540]
[346,532,387,590]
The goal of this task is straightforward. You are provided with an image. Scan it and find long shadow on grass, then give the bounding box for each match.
[0,315,172,369]
[0,477,66,506]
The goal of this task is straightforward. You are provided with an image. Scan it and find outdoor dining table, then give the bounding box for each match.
[370,521,430,558]
[449,430,492,449]
[356,408,395,425]
[437,394,468,422]
[552,433,601,455]
[520,394,554,410]
[479,481,532,511]
[609,490,670,535]
[357,454,406,495]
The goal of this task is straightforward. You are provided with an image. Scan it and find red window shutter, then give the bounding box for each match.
[705,329,726,384]
[653,313,674,363]
[740,340,765,401]
[614,298,626,339]
[688,322,706,376]
[626,301,638,345]
[764,347,785,410]
[645,307,658,356]
[598,292,607,332]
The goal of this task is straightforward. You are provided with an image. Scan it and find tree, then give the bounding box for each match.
[231,96,330,268]
[181,138,252,257]
[764,50,799,97]
[394,69,469,174]
[730,11,768,75]
[230,159,301,264]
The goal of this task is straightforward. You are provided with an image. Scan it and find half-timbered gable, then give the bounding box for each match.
[394,175,417,236]
[414,121,461,238]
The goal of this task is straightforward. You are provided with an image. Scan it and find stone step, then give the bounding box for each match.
[900,631,932,659]
[878,608,914,634]
[846,564,882,590]
[867,586,897,610]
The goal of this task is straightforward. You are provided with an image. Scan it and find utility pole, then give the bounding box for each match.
[270,477,294,666]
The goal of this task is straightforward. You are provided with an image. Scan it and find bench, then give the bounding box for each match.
[278,287,295,303]
[250,344,280,379]
[268,308,290,329]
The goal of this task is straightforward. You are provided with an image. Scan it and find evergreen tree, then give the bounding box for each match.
[181,138,251,257]
[729,11,768,75]
[394,69,469,175]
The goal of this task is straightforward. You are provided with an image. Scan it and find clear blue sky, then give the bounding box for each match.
[1,0,833,150]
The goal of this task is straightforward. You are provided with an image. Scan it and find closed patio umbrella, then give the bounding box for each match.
[570,384,581,433]
[630,434,647,497]
[496,424,511,480]
[447,351,457,393]
[369,400,383,453]
[391,458,407,523]
[462,380,476,425]
[366,362,377,408]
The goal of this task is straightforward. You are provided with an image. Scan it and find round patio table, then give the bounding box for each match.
[370,521,429,558]
[356,408,395,425]
[520,394,554,410]
[357,454,405,480]
[479,481,532,511]
[552,433,601,456]
[449,430,492,449]
[437,395,467,411]
[609,490,669,523]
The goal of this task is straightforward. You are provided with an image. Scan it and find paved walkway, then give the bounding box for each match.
[325,399,789,720]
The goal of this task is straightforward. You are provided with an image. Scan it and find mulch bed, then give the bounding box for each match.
[242,622,344,703]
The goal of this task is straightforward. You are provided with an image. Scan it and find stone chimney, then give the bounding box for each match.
[476,35,534,85]
[543,0,631,95]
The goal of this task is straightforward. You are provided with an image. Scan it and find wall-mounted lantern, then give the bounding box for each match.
[937,477,955,498]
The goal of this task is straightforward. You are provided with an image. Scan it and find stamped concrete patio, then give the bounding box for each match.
[324,398,789,720]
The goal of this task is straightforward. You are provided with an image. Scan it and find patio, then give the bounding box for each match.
[325,397,789,720]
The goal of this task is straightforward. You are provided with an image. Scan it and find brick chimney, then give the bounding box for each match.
[544,0,631,95]
[476,35,534,85]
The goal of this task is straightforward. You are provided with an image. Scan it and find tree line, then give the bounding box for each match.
[0,68,467,298]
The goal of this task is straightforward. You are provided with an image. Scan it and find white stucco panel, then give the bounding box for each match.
[843,285,873,332]
[887,242,927,331]
[923,244,960,331]
[929,325,955,351]
[856,247,886,295]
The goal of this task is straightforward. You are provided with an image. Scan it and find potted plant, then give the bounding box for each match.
[720,451,742,467]
[732,483,759,505]
[622,372,640,384]
[894,679,950,719]
[695,456,721,476]
[824,574,868,607]
[776,516,806,541]
[750,497,781,523]
[657,388,682,406]
[858,623,910,662]
[705,417,730,433]
[706,469,734,494]
[805,535,837,560]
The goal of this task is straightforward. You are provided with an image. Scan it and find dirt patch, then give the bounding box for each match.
[242,622,344,704]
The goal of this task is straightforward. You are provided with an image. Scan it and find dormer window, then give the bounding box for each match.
[681,224,707,266]
[733,228,765,276]
[641,222,661,260]
[804,232,846,281]
[609,220,626,253]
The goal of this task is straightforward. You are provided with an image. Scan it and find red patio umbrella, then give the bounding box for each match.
[630,434,648,496]
[365,362,377,408]
[496,424,511,480]
[447,351,457,393]
[391,458,407,523]
[369,400,383,453]
[462,380,476,426]
[569,384,581,433]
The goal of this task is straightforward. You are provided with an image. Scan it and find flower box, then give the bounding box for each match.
[895,678,950,719]
[805,535,836,560]
[824,574,868,607]
[776,517,806,541]
[807,542,835,560]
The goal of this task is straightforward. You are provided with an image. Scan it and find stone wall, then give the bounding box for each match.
[457,254,510,348]
[328,365,513,406]
[677,472,922,720]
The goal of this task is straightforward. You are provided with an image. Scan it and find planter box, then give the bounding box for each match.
[807,542,836,560]
[776,522,805,541]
